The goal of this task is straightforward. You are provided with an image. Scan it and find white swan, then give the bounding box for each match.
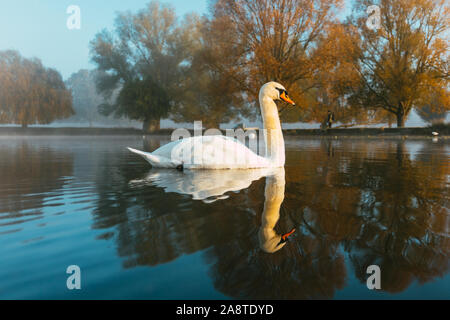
[127,82,295,169]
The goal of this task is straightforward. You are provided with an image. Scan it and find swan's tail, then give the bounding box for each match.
[127,147,181,168]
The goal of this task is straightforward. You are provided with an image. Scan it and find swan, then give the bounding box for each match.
[127,82,295,169]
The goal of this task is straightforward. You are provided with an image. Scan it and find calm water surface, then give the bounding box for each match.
[0,135,448,299]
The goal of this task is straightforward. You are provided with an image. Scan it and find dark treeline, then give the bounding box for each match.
[0,0,448,130]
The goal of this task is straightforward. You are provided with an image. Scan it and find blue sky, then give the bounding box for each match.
[0,0,208,79]
[0,0,356,80]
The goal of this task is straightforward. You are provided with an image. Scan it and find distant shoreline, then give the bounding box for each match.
[0,126,448,137]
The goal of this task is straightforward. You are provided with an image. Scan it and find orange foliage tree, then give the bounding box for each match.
[347,0,449,127]
[201,0,345,123]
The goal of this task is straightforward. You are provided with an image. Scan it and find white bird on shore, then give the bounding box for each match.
[127,82,296,169]
[432,132,439,136]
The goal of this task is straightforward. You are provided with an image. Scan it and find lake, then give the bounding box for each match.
[0,135,448,299]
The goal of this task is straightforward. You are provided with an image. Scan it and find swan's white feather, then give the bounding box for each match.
[127,147,182,168]
[128,135,271,169]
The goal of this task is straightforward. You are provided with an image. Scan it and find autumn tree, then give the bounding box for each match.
[90,1,204,132]
[171,29,250,128]
[348,0,449,127]
[202,0,344,123]
[310,22,370,126]
[0,50,73,128]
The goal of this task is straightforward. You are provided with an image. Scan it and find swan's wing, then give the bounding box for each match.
[159,135,269,169]
[130,135,270,169]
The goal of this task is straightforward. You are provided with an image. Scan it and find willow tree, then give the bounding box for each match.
[89,1,201,132]
[348,0,449,127]
[0,50,73,128]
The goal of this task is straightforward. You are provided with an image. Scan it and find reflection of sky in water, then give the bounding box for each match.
[0,136,448,299]
[406,141,425,161]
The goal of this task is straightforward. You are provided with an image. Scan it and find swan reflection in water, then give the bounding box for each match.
[129,167,295,253]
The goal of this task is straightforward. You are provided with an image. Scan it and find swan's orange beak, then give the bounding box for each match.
[280,91,295,105]
[281,228,296,241]
[277,228,296,246]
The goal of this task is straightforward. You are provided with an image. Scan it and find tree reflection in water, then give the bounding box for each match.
[0,140,73,230]
[92,138,448,299]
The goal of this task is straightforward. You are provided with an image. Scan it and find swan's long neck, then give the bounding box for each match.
[261,169,285,230]
[260,95,285,166]
[258,168,286,253]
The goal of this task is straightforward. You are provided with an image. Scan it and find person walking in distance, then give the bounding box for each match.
[326,110,335,129]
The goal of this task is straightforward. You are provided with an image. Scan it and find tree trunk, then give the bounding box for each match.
[203,119,220,130]
[143,119,160,133]
[396,141,406,167]
[396,111,405,128]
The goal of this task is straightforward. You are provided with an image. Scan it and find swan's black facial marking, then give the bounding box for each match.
[276,87,295,105]
[275,87,289,98]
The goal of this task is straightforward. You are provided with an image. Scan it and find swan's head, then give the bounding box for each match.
[259,228,296,253]
[260,81,295,106]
